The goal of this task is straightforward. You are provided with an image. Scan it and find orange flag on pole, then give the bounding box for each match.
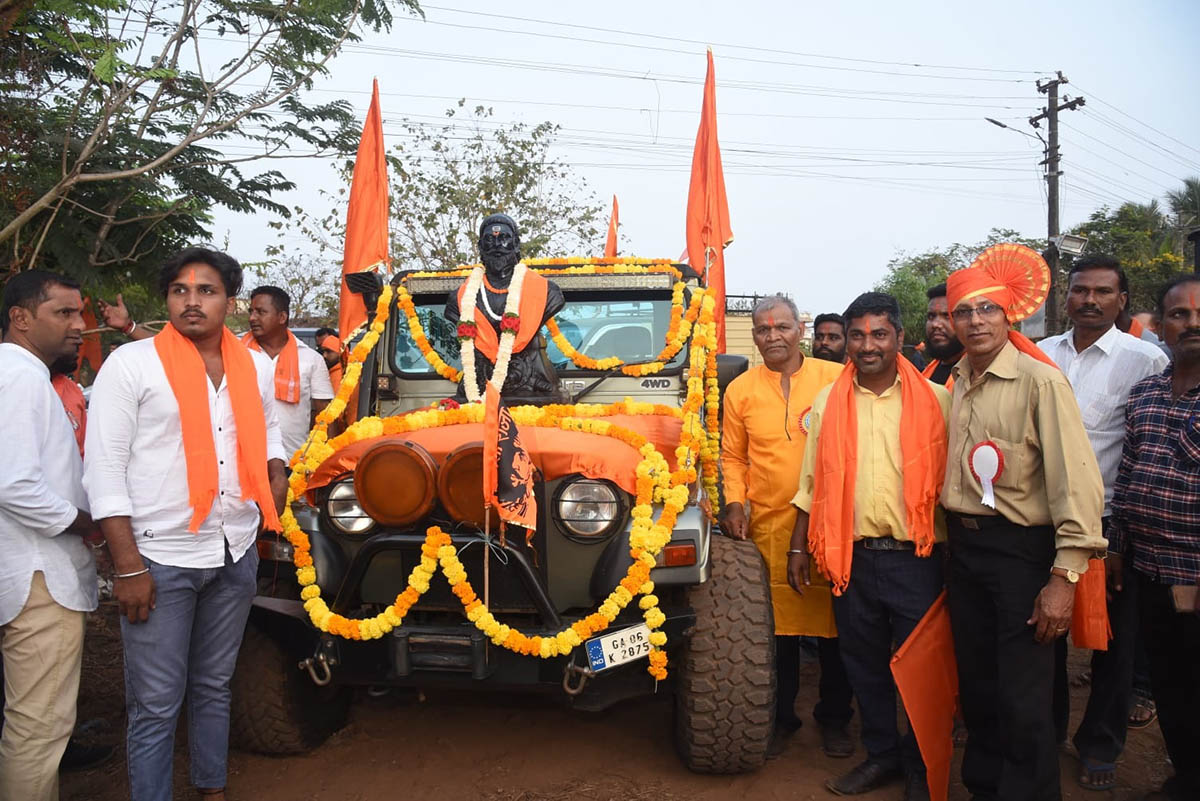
[890,591,958,801]
[685,48,733,352]
[604,195,619,258]
[338,79,390,343]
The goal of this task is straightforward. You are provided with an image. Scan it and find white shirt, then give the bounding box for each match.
[0,343,95,625]
[1039,325,1169,515]
[83,338,286,568]
[269,338,335,457]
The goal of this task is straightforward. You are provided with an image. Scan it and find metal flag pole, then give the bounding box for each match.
[483,505,491,609]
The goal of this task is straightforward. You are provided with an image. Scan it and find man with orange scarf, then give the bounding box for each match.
[721,294,855,760]
[940,245,1105,801]
[84,248,286,801]
[315,326,345,392]
[243,286,334,458]
[789,292,950,801]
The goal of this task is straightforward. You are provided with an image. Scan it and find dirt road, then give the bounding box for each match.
[62,607,1171,801]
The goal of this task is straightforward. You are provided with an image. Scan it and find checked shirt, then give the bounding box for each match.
[1110,366,1200,585]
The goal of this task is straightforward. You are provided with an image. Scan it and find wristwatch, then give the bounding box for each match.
[1050,566,1080,584]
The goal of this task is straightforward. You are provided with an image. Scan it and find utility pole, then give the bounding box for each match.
[1029,72,1085,335]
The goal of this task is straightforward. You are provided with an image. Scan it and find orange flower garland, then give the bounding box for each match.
[395,284,462,383]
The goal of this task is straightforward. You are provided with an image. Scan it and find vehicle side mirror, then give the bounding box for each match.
[714,354,748,405]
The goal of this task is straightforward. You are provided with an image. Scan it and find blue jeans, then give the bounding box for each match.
[120,547,258,801]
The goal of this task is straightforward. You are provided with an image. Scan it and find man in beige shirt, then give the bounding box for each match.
[942,256,1105,801]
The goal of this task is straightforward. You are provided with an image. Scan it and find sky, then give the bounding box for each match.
[210,0,1200,316]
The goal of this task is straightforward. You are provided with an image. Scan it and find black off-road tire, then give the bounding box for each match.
[674,534,775,774]
[230,623,351,755]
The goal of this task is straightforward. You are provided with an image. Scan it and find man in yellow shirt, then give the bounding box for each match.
[721,295,853,759]
[790,292,951,800]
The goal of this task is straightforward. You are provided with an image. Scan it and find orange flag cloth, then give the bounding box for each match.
[77,298,103,376]
[483,382,538,531]
[604,195,619,258]
[891,591,958,801]
[339,79,390,343]
[685,49,733,352]
[154,324,281,533]
[1072,558,1112,650]
[808,358,947,595]
[241,330,301,404]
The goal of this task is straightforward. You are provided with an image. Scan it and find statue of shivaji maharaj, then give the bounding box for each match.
[445,214,564,403]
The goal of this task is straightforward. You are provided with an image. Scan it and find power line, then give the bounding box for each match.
[1078,109,1200,174]
[1061,121,1193,183]
[1070,82,1200,160]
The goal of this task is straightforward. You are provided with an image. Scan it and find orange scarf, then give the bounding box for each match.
[241,330,301,403]
[920,358,956,391]
[1127,317,1144,338]
[457,271,550,361]
[155,324,281,533]
[809,358,947,595]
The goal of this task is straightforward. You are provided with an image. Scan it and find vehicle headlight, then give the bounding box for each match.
[326,479,375,536]
[554,478,623,541]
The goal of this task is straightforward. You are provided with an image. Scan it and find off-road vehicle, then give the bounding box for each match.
[232,260,775,773]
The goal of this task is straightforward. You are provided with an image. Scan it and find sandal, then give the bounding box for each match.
[1078,758,1117,792]
[1128,696,1157,729]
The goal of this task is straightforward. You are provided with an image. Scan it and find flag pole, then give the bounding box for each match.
[484,506,491,610]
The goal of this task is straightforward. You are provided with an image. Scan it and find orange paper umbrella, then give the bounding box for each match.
[968,244,1051,322]
[891,591,957,801]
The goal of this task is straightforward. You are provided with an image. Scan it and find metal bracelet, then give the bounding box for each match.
[113,567,149,580]
[786,549,806,555]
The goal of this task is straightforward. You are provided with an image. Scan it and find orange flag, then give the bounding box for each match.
[891,591,957,801]
[483,383,538,532]
[604,195,619,258]
[1071,558,1111,650]
[338,79,389,343]
[77,298,103,377]
[685,49,733,352]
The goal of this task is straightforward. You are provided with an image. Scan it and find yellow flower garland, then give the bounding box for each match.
[281,267,723,680]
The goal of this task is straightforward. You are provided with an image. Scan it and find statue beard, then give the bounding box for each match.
[481,249,519,284]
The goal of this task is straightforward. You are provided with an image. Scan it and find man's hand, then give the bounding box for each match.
[723,503,748,541]
[787,552,811,596]
[1106,553,1124,602]
[115,570,156,624]
[97,294,131,331]
[1028,574,1076,644]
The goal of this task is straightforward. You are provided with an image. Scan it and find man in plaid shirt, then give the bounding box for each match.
[1110,273,1200,801]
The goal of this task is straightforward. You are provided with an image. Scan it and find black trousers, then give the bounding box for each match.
[776,634,854,729]
[1137,569,1200,800]
[947,518,1061,801]
[832,541,944,774]
[1049,519,1142,763]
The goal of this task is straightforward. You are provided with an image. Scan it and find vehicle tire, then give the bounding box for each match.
[674,534,775,774]
[230,623,351,755]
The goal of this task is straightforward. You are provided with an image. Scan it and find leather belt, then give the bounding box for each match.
[858,537,916,551]
[947,512,1006,531]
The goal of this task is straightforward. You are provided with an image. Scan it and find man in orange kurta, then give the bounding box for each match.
[721,295,854,758]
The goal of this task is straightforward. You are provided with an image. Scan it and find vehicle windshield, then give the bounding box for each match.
[393,292,687,374]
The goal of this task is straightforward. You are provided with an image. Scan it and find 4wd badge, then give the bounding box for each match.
[640,378,671,389]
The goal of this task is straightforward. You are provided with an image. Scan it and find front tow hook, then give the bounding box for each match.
[299,651,335,686]
[562,662,594,696]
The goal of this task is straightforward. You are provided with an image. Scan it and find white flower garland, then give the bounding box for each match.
[460,263,528,403]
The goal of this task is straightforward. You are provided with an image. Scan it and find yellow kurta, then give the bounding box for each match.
[721,359,844,636]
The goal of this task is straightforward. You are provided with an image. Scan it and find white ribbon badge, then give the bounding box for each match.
[969,441,1004,509]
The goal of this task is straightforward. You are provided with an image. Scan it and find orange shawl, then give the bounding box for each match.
[809,358,947,595]
[241,330,301,403]
[156,324,281,533]
[457,271,549,361]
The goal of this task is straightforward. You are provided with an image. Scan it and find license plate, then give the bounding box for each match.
[585,624,653,672]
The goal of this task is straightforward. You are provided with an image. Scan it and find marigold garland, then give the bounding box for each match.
[395,283,462,383]
[280,262,724,681]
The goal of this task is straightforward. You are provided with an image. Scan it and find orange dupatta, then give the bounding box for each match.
[809,358,947,595]
[241,330,301,404]
[456,271,549,361]
[155,324,281,533]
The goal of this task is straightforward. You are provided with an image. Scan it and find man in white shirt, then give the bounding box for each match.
[85,248,286,801]
[0,270,98,801]
[1037,254,1169,792]
[243,285,333,458]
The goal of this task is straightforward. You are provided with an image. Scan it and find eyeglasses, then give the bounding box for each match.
[951,302,1005,322]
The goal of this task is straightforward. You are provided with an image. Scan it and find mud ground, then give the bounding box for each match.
[62,604,1171,801]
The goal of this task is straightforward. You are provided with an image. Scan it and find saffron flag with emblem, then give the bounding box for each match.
[891,591,957,801]
[338,78,390,343]
[685,48,733,352]
[605,195,619,258]
[483,382,538,530]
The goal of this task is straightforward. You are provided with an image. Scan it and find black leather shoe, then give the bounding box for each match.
[903,772,931,801]
[826,759,903,795]
[820,723,855,758]
[59,739,114,773]
[766,716,803,759]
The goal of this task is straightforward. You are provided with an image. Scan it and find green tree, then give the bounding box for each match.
[1166,176,1200,266]
[280,103,606,271]
[0,0,417,291]
[1071,200,1182,313]
[874,228,1041,342]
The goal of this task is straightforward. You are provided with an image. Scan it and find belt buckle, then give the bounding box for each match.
[960,516,980,531]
